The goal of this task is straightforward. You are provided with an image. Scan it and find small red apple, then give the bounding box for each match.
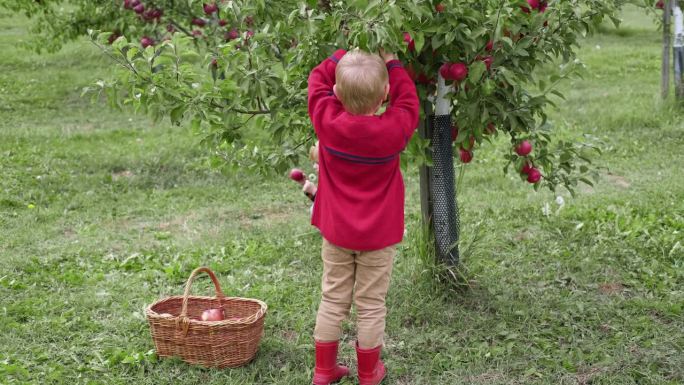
[218,19,228,26]
[486,40,494,51]
[539,1,548,12]
[133,3,145,14]
[515,140,533,156]
[439,63,452,79]
[527,168,542,183]
[449,62,468,82]
[203,3,218,14]
[521,162,533,174]
[192,18,207,27]
[459,148,473,163]
[479,55,493,71]
[200,308,225,321]
[123,0,133,10]
[417,73,433,84]
[225,28,239,40]
[289,168,306,183]
[108,32,120,45]
[140,36,155,48]
[403,32,415,52]
[246,30,254,38]
[435,3,446,13]
[656,0,665,9]
[451,125,459,142]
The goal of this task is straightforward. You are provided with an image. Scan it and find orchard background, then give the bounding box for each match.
[1,2,683,385]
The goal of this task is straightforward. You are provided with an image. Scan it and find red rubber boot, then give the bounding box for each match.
[356,343,386,385]
[312,340,350,385]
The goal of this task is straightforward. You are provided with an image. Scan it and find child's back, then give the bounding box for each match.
[308,49,420,251]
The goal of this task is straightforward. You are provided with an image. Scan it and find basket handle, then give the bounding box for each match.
[179,267,226,320]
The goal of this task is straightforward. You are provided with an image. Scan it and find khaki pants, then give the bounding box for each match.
[314,238,396,349]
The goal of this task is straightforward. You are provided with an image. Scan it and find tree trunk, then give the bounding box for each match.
[663,0,672,99]
[673,0,684,98]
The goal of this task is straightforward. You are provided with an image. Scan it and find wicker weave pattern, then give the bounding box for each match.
[146,267,267,368]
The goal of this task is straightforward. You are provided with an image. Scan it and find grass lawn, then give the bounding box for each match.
[1,6,682,385]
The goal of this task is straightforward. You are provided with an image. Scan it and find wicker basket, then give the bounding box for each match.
[146,267,267,368]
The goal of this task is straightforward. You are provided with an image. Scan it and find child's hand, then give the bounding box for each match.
[379,48,397,63]
[303,180,317,196]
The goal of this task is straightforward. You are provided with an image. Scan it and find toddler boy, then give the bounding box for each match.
[307,48,419,385]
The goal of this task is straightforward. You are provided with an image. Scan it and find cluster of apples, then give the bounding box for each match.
[118,1,252,48]
[515,140,541,183]
[522,0,549,13]
[123,0,163,22]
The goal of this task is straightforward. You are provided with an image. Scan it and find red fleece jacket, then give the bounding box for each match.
[307,49,420,251]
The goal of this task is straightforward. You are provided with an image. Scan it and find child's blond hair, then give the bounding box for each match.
[335,51,388,115]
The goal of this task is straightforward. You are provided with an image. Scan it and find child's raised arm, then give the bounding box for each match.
[382,53,420,139]
[308,49,346,131]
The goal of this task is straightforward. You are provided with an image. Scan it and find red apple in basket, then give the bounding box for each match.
[201,308,225,321]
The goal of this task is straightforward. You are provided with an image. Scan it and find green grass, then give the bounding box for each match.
[1,6,682,385]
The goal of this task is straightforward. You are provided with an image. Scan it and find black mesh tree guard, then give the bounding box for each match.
[418,76,460,267]
[430,114,460,266]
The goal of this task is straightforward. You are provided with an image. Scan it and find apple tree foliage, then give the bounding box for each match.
[3,0,644,195]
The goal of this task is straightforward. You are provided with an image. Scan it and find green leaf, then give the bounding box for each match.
[468,61,486,83]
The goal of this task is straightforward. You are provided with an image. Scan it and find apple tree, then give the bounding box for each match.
[4,0,642,266]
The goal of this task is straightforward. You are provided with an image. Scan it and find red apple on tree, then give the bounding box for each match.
[203,3,218,14]
[140,36,155,48]
[440,62,468,82]
[479,55,493,71]
[218,19,228,26]
[449,62,468,82]
[485,40,494,51]
[521,161,533,174]
[192,18,207,27]
[515,140,533,156]
[225,28,240,40]
[527,168,542,183]
[435,3,446,13]
[656,0,665,9]
[133,3,145,14]
[459,148,473,164]
[289,168,306,184]
[403,32,415,52]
